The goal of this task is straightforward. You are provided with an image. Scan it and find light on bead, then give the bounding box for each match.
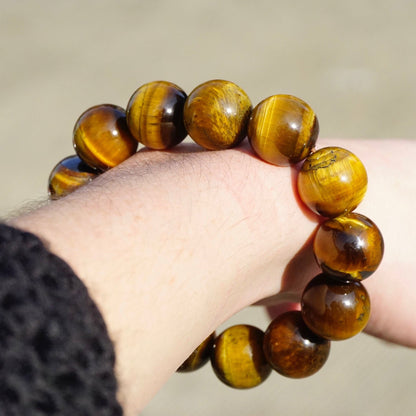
[248,94,319,166]
[263,311,330,378]
[48,155,97,199]
[126,81,187,149]
[297,146,368,217]
[301,273,371,340]
[73,104,138,171]
[183,79,252,150]
[211,325,271,389]
[177,332,215,372]
[313,212,384,281]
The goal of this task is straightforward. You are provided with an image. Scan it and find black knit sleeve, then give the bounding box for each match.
[0,224,123,416]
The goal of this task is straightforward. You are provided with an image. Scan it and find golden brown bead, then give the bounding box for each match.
[177,332,215,372]
[314,213,384,281]
[263,311,330,378]
[183,79,252,150]
[211,325,271,389]
[48,155,97,199]
[297,147,368,217]
[248,95,319,166]
[301,273,371,340]
[126,81,187,149]
[73,104,138,171]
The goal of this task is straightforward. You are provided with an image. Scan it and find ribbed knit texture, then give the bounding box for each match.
[0,224,122,415]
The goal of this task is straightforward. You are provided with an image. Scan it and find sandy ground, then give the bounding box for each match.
[0,1,415,415]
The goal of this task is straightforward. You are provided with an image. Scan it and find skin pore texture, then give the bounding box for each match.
[11,138,416,415]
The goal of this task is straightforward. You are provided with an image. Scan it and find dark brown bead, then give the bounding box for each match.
[297,147,368,217]
[263,311,330,378]
[211,325,271,389]
[183,79,252,150]
[73,104,138,171]
[177,332,215,372]
[314,213,384,281]
[48,155,97,199]
[248,95,319,166]
[301,273,371,340]
[126,81,187,149]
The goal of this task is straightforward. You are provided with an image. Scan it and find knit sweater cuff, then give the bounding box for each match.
[0,224,122,415]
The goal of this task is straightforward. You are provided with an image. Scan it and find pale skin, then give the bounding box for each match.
[11,138,416,415]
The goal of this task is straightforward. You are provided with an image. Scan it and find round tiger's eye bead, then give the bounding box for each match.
[301,273,371,340]
[297,147,368,217]
[248,95,319,166]
[263,311,330,378]
[314,213,384,281]
[48,155,97,199]
[73,104,138,171]
[211,325,271,389]
[126,81,187,149]
[183,79,252,150]
[177,332,215,372]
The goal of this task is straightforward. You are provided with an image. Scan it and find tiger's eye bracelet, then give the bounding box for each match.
[48,79,384,389]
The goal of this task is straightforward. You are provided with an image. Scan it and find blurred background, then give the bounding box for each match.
[0,0,415,415]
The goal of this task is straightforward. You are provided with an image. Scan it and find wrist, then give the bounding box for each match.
[13,144,317,308]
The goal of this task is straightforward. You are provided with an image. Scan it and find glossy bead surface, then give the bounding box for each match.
[183,79,252,150]
[263,311,330,378]
[126,81,187,149]
[301,273,371,340]
[314,213,384,281]
[297,147,368,217]
[73,104,138,171]
[211,325,271,389]
[48,155,97,199]
[248,95,319,166]
[177,332,215,372]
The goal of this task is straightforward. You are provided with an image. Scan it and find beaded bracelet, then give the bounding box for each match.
[48,79,384,389]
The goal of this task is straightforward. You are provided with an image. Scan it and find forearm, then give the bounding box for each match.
[11,138,416,414]
[12,145,316,413]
